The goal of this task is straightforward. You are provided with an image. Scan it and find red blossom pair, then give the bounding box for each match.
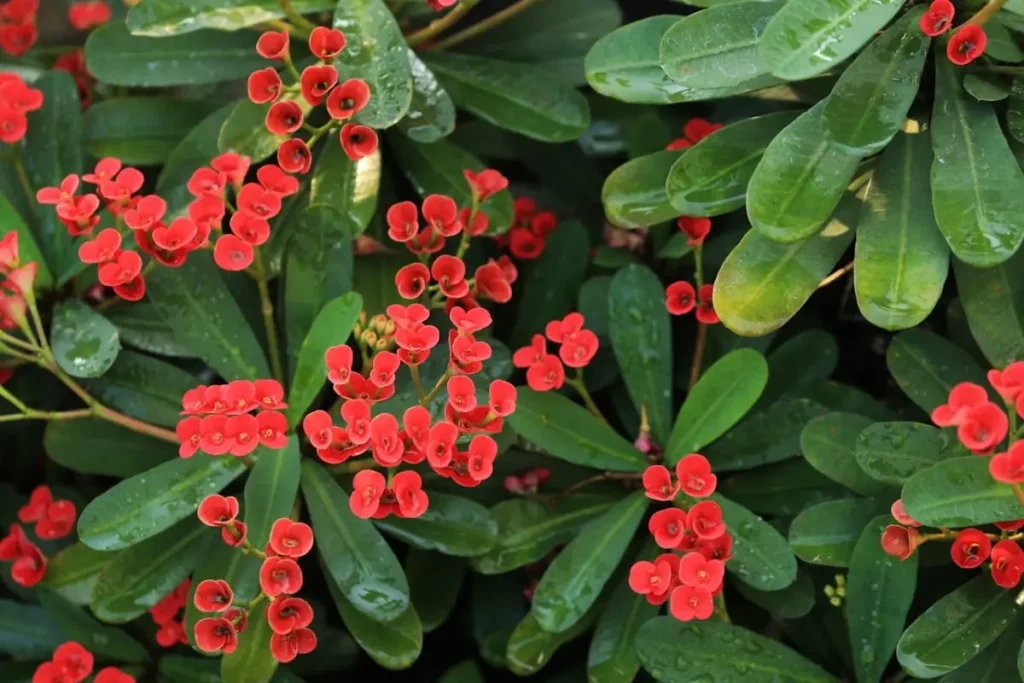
[148,578,191,648]
[919,0,986,65]
[32,642,133,683]
[17,485,75,539]
[0,0,37,57]
[642,455,717,501]
[630,551,725,619]
[495,196,559,260]
[395,255,517,307]
[512,312,600,391]
[0,72,42,143]
[67,0,109,31]
[177,380,287,457]
[0,522,46,587]
[666,117,722,151]
[666,282,717,323]
[931,381,1008,453]
[387,194,488,254]
[349,469,429,519]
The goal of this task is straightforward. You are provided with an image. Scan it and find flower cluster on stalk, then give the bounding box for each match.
[32,641,133,683]
[920,0,988,66]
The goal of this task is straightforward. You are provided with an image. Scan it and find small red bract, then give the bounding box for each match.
[919,0,954,36]
[308,26,346,61]
[256,30,289,60]
[950,528,992,569]
[947,25,986,66]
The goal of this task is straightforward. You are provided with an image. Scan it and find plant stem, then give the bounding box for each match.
[406,0,478,48]
[409,364,427,404]
[816,262,854,290]
[565,372,605,421]
[422,368,452,405]
[558,471,640,497]
[968,0,1010,26]
[688,323,707,391]
[1012,483,1024,508]
[0,408,92,423]
[431,0,547,50]
[253,249,285,384]
[276,0,318,32]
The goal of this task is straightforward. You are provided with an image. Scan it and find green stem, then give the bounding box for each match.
[967,0,1010,26]
[689,323,707,392]
[565,371,604,421]
[276,0,318,32]
[431,0,547,51]
[409,364,427,404]
[406,0,479,48]
[422,368,452,406]
[253,249,285,384]
[0,408,92,423]
[259,19,309,38]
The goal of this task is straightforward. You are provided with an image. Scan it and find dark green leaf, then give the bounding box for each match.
[789,497,890,566]
[798,380,894,421]
[886,328,989,413]
[657,232,694,260]
[801,412,894,495]
[218,97,309,163]
[50,300,120,379]
[38,589,148,663]
[45,420,176,478]
[855,421,956,486]
[0,600,65,659]
[399,50,456,143]
[78,455,246,551]
[156,103,234,216]
[713,494,797,590]
[941,616,1024,683]
[83,97,215,165]
[761,329,839,405]
[126,0,335,35]
[245,439,301,549]
[603,150,683,229]
[507,606,603,676]
[578,275,614,339]
[375,493,498,557]
[440,659,484,683]
[308,138,380,231]
[160,655,220,683]
[325,574,422,670]
[42,543,115,606]
[1009,77,1024,143]
[83,350,198,428]
[406,549,465,633]
[964,73,1011,102]
[903,456,1022,528]
[705,397,829,471]
[720,458,853,517]
[221,600,277,683]
[985,19,1024,62]
[734,567,816,620]
[106,303,199,358]
[953,243,1024,369]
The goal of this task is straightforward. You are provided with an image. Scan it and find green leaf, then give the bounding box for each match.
[854,129,949,330]
[375,493,498,557]
[953,244,1024,369]
[398,50,457,143]
[78,455,247,551]
[407,549,466,633]
[147,251,270,381]
[789,497,890,566]
[657,232,694,260]
[660,2,783,89]
[748,102,863,243]
[105,304,199,358]
[41,543,115,606]
[82,350,198,428]
[666,348,768,464]
[440,659,484,683]
[21,71,82,285]
[705,397,829,471]
[507,607,603,676]
[531,492,647,633]
[126,0,335,35]
[325,574,422,670]
[0,199,51,290]
[508,389,648,472]
[720,458,852,517]
[50,300,120,379]
[821,10,930,155]
[388,134,514,233]
[903,456,1022,528]
[943,617,1024,683]
[734,567,816,620]
[761,329,839,405]
[579,275,613,339]
[801,413,894,495]
[90,519,209,623]
[156,103,234,217]
[300,460,409,622]
[637,617,839,682]
[245,439,302,549]
[83,97,215,165]
[855,421,956,486]
[45,420,176,478]
[0,600,66,659]
[422,52,590,143]
[666,111,799,217]
[470,495,619,574]
[985,19,1024,62]
[931,55,1024,267]
[38,589,148,663]
[218,97,305,164]
[1009,77,1024,143]
[847,516,918,683]
[85,22,266,86]
[758,0,903,80]
[713,494,797,590]
[897,575,1020,678]
[885,328,989,414]
[608,264,673,444]
[963,73,1011,102]
[333,0,412,128]
[161,656,219,683]
[603,150,683,229]
[286,293,362,426]
[716,213,857,336]
[221,600,278,683]
[308,132,380,228]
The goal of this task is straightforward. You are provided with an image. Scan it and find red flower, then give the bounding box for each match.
[268,519,313,558]
[194,617,238,654]
[509,228,545,259]
[97,250,142,287]
[686,500,725,540]
[474,261,513,303]
[695,284,719,324]
[238,183,282,219]
[211,152,250,188]
[432,255,469,298]
[197,494,239,527]
[951,528,991,569]
[370,351,401,388]
[36,500,76,540]
[560,329,599,369]
[95,668,134,683]
[17,485,51,523]
[341,398,371,445]
[10,543,45,587]
[152,217,198,251]
[392,470,428,518]
[340,123,378,160]
[193,579,233,612]
[0,77,42,112]
[996,520,1024,531]
[36,174,79,205]
[890,499,921,528]
[0,23,36,56]
[697,532,733,562]
[958,402,1007,454]
[643,465,680,502]
[213,234,254,271]
[248,67,283,104]
[947,25,987,66]
[260,556,303,597]
[68,1,111,30]
[446,375,477,413]
[461,207,489,236]
[53,642,94,682]
[513,334,546,368]
[989,362,1024,402]
[932,382,989,426]
[489,379,517,416]
[325,344,353,385]
[308,26,346,61]
[677,216,711,246]
[0,104,26,143]
[225,415,259,456]
[257,164,298,197]
[451,333,492,366]
[666,117,722,151]
[629,559,673,597]
[223,522,247,548]
[187,168,226,198]
[678,551,724,591]
[368,413,403,466]
[269,628,317,663]
[466,435,497,482]
[267,596,314,635]
[199,415,232,455]
[277,138,312,174]
[675,454,716,498]
[990,441,1024,483]
[526,354,565,392]
[303,410,333,450]
[991,540,1024,588]
[0,523,28,560]
[326,78,371,120]
[665,281,697,316]
[650,508,690,549]
[230,212,270,246]
[114,275,146,303]
[920,0,955,36]
[386,202,419,242]
[256,30,289,60]
[256,411,288,449]
[426,421,459,468]
[266,100,304,136]
[450,305,491,334]
[395,262,430,299]
[189,195,225,231]
[545,312,585,343]
[669,584,714,621]
[99,167,144,204]
[464,169,508,203]
[881,525,921,560]
[350,469,386,518]
[176,416,202,458]
[82,157,120,185]
[423,194,461,237]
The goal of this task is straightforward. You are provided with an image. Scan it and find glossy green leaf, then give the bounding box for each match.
[507,606,603,676]
[218,96,309,163]
[388,134,514,233]
[334,0,412,128]
[156,103,234,217]
[286,292,362,426]
[855,422,956,486]
[964,73,1011,102]
[903,456,1022,528]
[147,251,270,381]
[0,199,51,290]
[985,19,1024,62]
[90,519,209,623]
[761,329,839,405]
[941,617,1024,683]
[38,589,148,663]
[748,102,863,243]
[508,388,647,472]
[931,56,1024,267]
[666,111,799,217]
[375,493,497,557]
[886,328,989,413]
[471,495,619,574]
[83,351,198,428]
[301,460,409,622]
[1008,78,1024,143]
[821,10,929,155]
[854,130,948,329]
[579,275,613,339]
[608,264,672,443]
[847,516,918,683]
[531,492,647,633]
[801,412,893,495]
[0,600,66,659]
[407,549,465,633]
[423,52,590,143]
[245,439,302,550]
[309,141,380,228]
[758,0,903,80]
[106,303,198,358]
[325,574,422,670]
[714,494,797,590]
[603,150,683,229]
[85,22,266,86]
[660,2,783,88]
[735,567,816,620]
[789,497,890,566]
[50,300,120,379]
[45,420,176,478]
[221,600,278,683]
[720,458,852,517]
[398,50,456,143]
[705,397,829,471]
[126,0,335,35]
[897,575,1020,678]
[953,244,1024,369]
[78,455,246,551]
[666,348,768,464]
[83,97,215,165]
[41,544,115,606]
[637,617,838,682]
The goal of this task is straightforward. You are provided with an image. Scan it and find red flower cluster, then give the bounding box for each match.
[666,282,717,323]
[495,196,559,260]
[676,216,711,248]
[512,312,599,392]
[67,1,109,30]
[176,379,288,457]
[0,0,36,56]
[0,72,42,143]
[919,0,954,36]
[0,231,38,333]
[32,642,134,683]
[666,117,722,151]
[0,523,45,587]
[196,500,318,663]
[17,485,75,539]
[148,578,191,647]
[387,194,489,254]
[248,27,376,173]
[931,381,1008,454]
[630,458,730,621]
